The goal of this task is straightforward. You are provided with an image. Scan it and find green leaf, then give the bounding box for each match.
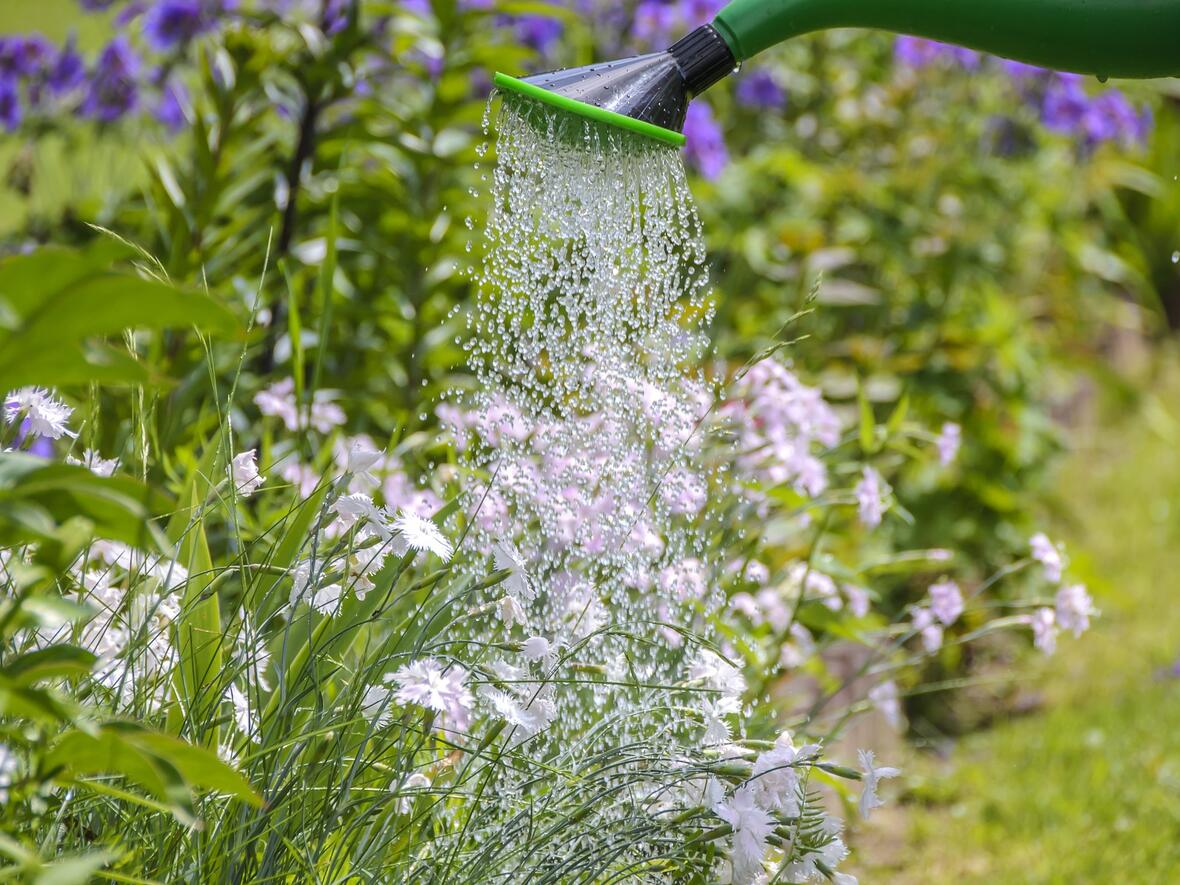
[857,377,876,454]
[0,242,237,391]
[0,454,170,550]
[45,722,261,822]
[885,389,910,440]
[3,645,96,685]
[33,850,118,885]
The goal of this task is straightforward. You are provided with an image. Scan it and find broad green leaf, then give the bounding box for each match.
[0,242,237,391]
[0,454,169,549]
[3,645,96,685]
[33,850,118,885]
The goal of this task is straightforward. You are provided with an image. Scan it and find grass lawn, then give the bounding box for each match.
[856,362,1180,883]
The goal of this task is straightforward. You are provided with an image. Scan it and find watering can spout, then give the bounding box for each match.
[496,0,1180,148]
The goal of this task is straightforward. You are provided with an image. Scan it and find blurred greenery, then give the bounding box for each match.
[856,360,1180,882]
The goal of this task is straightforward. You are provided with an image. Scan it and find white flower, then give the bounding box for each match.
[254,378,299,429]
[700,696,740,745]
[253,378,346,433]
[855,466,889,528]
[843,584,871,618]
[230,450,264,497]
[226,684,258,742]
[330,493,388,537]
[279,461,320,497]
[392,509,453,561]
[858,749,901,819]
[713,786,774,885]
[748,733,813,816]
[937,421,961,467]
[493,539,534,601]
[4,387,76,439]
[1055,583,1096,637]
[869,680,904,731]
[911,606,943,653]
[343,438,383,489]
[392,658,473,727]
[689,650,747,700]
[482,685,556,739]
[67,449,117,477]
[0,743,18,803]
[928,579,964,626]
[1030,532,1065,583]
[521,636,552,662]
[498,594,529,630]
[288,559,344,611]
[1030,606,1058,655]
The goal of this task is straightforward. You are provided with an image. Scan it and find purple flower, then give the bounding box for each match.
[633,1,680,49]
[735,69,786,110]
[515,15,564,54]
[48,38,86,96]
[1041,73,1089,134]
[80,36,140,122]
[1042,74,1150,146]
[683,101,727,180]
[154,74,188,130]
[0,36,53,79]
[1000,58,1045,78]
[143,0,219,52]
[0,77,21,131]
[894,36,980,70]
[80,0,121,9]
[323,0,349,35]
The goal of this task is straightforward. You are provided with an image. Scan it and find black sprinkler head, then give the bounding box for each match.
[493,25,737,148]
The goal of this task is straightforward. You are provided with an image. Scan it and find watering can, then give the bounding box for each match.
[494,0,1180,147]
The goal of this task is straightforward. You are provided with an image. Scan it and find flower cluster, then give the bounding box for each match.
[1024,531,1096,654]
[894,36,1152,148]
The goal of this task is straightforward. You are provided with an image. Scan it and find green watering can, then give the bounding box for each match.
[494,0,1180,146]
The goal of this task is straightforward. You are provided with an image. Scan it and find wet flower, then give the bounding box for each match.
[748,732,815,816]
[392,509,453,561]
[858,748,901,820]
[4,387,76,439]
[713,786,774,884]
[230,450,264,497]
[497,594,528,629]
[928,578,963,625]
[1055,583,1095,637]
[392,658,473,726]
[493,538,534,601]
[521,636,551,661]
